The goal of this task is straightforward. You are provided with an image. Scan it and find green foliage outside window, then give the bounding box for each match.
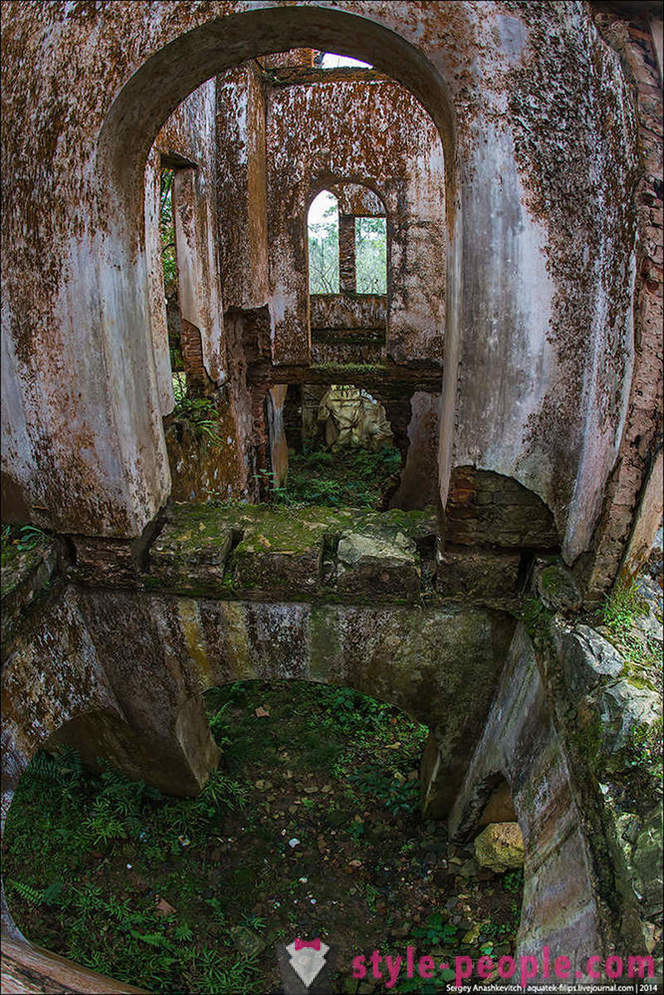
[160,168,177,296]
[355,216,387,294]
[308,192,339,294]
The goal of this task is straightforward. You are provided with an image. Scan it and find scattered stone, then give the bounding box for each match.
[461,923,482,945]
[229,925,267,958]
[597,681,660,754]
[336,531,420,597]
[535,561,582,612]
[557,624,624,694]
[474,823,524,873]
[155,896,176,917]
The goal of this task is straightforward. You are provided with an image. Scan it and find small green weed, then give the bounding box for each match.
[412,912,457,946]
[172,389,222,447]
[602,577,659,674]
[1,523,50,566]
[349,764,420,815]
[603,577,649,639]
[503,868,523,894]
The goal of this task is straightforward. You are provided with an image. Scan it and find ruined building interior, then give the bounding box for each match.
[1,2,663,992]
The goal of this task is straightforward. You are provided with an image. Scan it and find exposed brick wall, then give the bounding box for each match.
[179,319,209,394]
[586,14,664,597]
[445,467,560,550]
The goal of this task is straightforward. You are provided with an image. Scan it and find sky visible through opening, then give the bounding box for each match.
[321,53,372,69]
[309,188,338,226]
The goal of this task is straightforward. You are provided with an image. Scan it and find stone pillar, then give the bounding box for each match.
[266,385,290,488]
[339,214,356,293]
[379,395,412,463]
[47,704,220,798]
[390,391,441,509]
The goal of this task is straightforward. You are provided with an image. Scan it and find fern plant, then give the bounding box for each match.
[172,391,222,447]
[9,880,44,906]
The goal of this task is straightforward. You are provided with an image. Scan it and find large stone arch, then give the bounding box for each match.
[3,3,640,587]
[2,2,464,539]
[91,5,460,537]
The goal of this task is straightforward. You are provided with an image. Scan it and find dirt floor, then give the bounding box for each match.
[3,681,522,993]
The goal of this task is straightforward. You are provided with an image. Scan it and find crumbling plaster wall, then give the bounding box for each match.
[0,1,652,596]
[216,63,270,312]
[582,9,663,597]
[264,74,446,365]
[146,78,226,411]
[146,80,250,499]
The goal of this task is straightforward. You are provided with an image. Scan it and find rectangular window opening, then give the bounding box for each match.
[355,216,387,295]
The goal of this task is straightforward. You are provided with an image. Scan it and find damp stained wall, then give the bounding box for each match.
[263,72,447,365]
[1,1,659,597]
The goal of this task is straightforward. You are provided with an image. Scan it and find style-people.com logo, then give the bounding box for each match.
[286,937,330,988]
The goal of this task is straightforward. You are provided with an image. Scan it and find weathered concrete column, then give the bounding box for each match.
[379,395,412,463]
[444,625,614,974]
[2,583,220,800]
[266,385,290,487]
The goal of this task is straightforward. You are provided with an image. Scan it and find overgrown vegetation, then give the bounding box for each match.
[171,375,222,447]
[602,576,661,679]
[1,523,50,568]
[160,168,177,295]
[619,718,663,803]
[271,445,401,508]
[4,681,521,993]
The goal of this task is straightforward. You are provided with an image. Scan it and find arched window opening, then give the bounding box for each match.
[147,43,444,513]
[307,190,339,295]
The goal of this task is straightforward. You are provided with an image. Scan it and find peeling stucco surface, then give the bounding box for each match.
[1,1,657,590]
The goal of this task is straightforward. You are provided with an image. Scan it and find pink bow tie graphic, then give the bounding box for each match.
[294,938,321,951]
